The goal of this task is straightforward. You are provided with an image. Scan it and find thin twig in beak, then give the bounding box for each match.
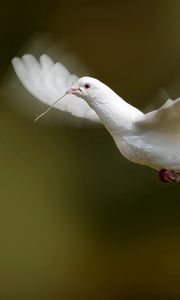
[34,93,67,122]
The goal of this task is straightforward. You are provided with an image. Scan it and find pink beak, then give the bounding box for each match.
[66,87,79,94]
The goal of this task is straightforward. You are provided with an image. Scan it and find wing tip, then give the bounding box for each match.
[11,54,34,68]
[11,57,23,73]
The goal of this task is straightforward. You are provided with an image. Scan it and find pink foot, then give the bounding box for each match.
[159,169,180,183]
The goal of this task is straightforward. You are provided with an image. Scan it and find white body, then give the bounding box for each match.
[81,82,180,171]
[12,54,180,171]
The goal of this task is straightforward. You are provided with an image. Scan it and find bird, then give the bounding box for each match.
[11,54,180,183]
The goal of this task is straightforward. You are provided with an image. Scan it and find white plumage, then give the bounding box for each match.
[12,54,99,122]
[12,54,180,182]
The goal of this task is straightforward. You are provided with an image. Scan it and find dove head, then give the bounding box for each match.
[67,76,111,105]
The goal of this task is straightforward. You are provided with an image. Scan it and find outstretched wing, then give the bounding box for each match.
[12,54,100,122]
[135,98,180,133]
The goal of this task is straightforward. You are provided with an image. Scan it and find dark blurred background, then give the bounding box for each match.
[1,0,180,299]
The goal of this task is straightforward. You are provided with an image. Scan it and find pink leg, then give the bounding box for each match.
[159,169,180,183]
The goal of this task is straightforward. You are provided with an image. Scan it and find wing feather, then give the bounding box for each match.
[12,54,100,122]
[135,97,180,133]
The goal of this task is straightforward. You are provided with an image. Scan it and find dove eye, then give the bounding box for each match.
[84,83,90,89]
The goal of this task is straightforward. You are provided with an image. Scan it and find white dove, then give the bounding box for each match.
[12,54,180,183]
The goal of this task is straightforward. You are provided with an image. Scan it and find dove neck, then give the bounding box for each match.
[85,89,142,136]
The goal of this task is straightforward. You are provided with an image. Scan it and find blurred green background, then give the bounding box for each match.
[1,0,180,299]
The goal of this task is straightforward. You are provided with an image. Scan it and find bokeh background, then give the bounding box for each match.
[1,0,180,299]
